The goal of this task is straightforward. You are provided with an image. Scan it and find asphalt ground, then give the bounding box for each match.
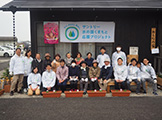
[0,97,162,120]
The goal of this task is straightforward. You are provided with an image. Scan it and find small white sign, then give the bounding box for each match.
[151,48,159,54]
[129,47,139,55]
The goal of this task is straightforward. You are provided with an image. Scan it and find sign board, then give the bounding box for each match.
[44,22,59,44]
[60,21,115,43]
[129,47,139,55]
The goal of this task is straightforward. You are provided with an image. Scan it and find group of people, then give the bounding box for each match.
[9,45,158,96]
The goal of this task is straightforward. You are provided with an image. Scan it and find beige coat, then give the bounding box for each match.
[89,67,100,78]
[51,60,60,73]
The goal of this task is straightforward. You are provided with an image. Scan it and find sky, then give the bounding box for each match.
[0,0,30,42]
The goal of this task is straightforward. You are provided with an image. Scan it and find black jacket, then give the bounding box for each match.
[43,59,52,71]
[32,59,44,74]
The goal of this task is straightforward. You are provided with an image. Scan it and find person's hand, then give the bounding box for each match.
[62,80,65,83]
[47,87,51,90]
[98,79,100,82]
[9,72,13,76]
[69,76,72,79]
[104,80,107,83]
[116,80,120,82]
[59,80,62,83]
[138,78,141,82]
[32,88,36,91]
[76,76,78,79]
[129,79,132,82]
[119,80,124,82]
[30,85,33,91]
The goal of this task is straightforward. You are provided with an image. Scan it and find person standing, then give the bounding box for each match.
[65,52,73,67]
[85,52,94,67]
[75,52,84,66]
[97,46,110,68]
[23,50,33,93]
[56,59,69,93]
[9,48,25,96]
[43,53,52,71]
[32,53,43,74]
[112,45,127,68]
[51,54,61,73]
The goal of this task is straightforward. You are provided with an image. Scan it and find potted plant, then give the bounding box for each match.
[42,90,62,98]
[64,90,84,97]
[0,89,4,96]
[111,89,131,97]
[1,69,13,93]
[87,89,107,97]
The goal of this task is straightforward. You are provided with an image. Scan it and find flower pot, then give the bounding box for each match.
[42,91,62,98]
[111,90,131,97]
[87,90,106,97]
[64,91,84,97]
[4,85,11,93]
[0,89,4,96]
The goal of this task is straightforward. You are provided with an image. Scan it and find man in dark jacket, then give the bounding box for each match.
[32,53,43,75]
[98,58,113,90]
[43,53,52,71]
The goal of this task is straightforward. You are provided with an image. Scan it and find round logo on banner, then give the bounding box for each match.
[65,27,79,41]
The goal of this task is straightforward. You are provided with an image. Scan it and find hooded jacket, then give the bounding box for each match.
[114,64,128,81]
[141,63,157,79]
[127,64,141,80]
[112,51,126,68]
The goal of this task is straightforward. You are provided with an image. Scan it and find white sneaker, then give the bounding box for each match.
[23,89,27,93]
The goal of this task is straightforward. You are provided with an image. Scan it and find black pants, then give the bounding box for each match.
[42,87,55,92]
[23,76,28,89]
[70,81,78,90]
[90,80,98,90]
[115,81,126,90]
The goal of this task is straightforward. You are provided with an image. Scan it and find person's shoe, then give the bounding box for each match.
[143,91,147,95]
[83,91,87,95]
[136,93,140,95]
[10,91,14,96]
[18,90,23,94]
[23,88,27,93]
[153,92,158,95]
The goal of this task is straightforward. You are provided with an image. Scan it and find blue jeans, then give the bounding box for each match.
[57,79,68,92]
[127,79,141,93]
[141,78,157,93]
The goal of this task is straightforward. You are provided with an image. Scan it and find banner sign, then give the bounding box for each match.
[60,21,115,43]
[44,22,59,44]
